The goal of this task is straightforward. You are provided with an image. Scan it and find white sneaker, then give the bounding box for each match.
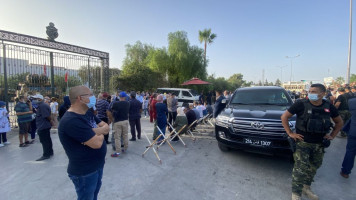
[4,141,11,145]
[0,144,4,147]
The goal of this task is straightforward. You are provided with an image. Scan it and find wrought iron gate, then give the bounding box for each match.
[0,29,110,127]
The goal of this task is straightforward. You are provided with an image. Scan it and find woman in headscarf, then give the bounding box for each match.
[171,107,188,141]
[155,94,168,144]
[58,96,71,120]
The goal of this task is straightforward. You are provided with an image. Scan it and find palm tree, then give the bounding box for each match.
[199,28,217,66]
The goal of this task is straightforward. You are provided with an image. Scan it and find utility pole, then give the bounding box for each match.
[347,0,353,84]
[286,54,300,85]
[276,65,287,83]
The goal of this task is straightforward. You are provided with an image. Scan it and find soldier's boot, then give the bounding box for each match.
[292,193,301,200]
[302,185,319,200]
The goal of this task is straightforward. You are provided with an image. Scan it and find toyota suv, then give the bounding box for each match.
[215,86,296,155]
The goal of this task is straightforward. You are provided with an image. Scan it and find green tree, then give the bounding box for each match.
[109,68,121,93]
[227,73,246,90]
[7,72,30,90]
[199,28,217,66]
[264,79,269,86]
[119,32,207,90]
[275,79,282,86]
[78,65,102,92]
[54,75,81,93]
[350,73,356,83]
[115,41,166,91]
[147,47,170,74]
[335,76,345,85]
[168,31,206,86]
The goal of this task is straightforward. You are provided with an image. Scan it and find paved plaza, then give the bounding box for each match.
[0,117,355,200]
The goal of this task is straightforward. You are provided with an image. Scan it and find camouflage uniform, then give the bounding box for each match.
[292,141,324,195]
[339,110,351,136]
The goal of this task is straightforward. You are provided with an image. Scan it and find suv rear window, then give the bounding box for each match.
[231,89,292,105]
[182,91,192,97]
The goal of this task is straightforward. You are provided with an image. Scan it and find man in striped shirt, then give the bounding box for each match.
[14,95,34,147]
[96,92,110,144]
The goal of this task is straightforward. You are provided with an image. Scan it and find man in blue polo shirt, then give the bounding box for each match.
[58,86,109,200]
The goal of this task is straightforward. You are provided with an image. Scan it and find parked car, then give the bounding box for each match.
[156,88,199,106]
[215,86,296,155]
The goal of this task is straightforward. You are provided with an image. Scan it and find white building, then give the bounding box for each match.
[282,81,311,92]
[0,57,79,78]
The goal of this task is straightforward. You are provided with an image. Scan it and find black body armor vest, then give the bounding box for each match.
[295,99,332,135]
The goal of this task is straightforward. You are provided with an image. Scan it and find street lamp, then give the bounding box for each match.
[276,65,287,83]
[285,54,300,84]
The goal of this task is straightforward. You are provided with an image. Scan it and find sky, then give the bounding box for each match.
[0,0,355,84]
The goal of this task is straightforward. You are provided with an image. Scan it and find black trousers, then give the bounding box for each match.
[37,128,53,157]
[168,112,177,131]
[100,117,109,143]
[129,118,141,139]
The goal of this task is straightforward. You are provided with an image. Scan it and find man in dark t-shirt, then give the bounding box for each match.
[281,83,343,200]
[58,86,109,200]
[128,91,142,141]
[107,91,130,157]
[335,88,351,137]
[33,94,53,161]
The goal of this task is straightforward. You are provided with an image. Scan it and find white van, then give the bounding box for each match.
[156,88,200,106]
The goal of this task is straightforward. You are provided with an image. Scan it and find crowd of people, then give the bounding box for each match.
[0,83,355,200]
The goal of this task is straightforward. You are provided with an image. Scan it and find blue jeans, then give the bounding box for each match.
[157,124,166,142]
[341,136,356,175]
[68,168,103,200]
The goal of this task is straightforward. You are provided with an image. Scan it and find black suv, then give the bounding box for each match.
[215,86,296,155]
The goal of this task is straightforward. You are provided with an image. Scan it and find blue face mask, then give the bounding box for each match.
[86,96,96,109]
[308,93,319,101]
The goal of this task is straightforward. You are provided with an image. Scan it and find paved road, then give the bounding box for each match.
[0,117,355,200]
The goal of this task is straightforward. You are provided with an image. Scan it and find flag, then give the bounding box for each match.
[65,70,68,82]
[43,63,47,75]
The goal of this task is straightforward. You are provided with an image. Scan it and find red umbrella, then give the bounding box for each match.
[181,77,211,85]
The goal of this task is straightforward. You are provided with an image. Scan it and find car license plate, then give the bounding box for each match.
[244,138,271,147]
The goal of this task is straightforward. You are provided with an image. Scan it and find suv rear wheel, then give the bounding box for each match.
[218,142,230,152]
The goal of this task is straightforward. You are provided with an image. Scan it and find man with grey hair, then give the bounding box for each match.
[58,85,109,200]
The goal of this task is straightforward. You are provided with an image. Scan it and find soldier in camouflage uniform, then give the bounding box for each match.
[281,84,343,200]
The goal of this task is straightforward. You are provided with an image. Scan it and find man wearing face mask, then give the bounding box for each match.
[58,86,109,200]
[281,83,343,200]
[32,94,53,161]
